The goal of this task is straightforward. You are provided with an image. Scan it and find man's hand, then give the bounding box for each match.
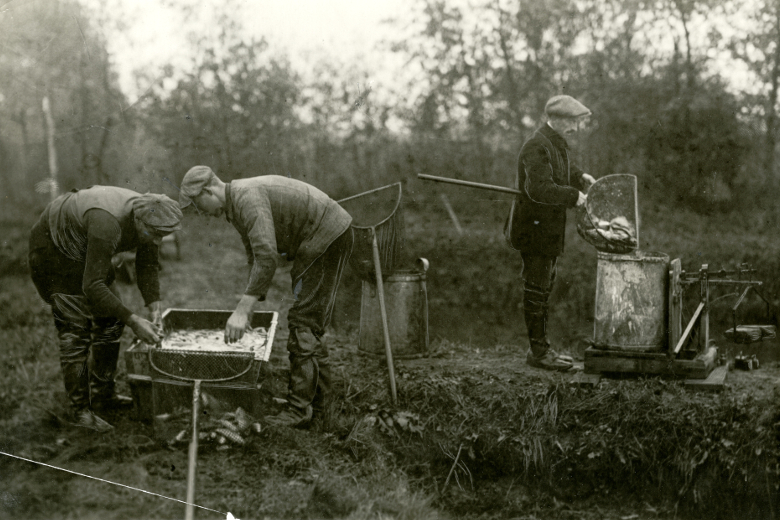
[148,301,163,334]
[225,310,251,343]
[581,173,597,190]
[576,191,588,208]
[225,294,259,343]
[128,314,161,345]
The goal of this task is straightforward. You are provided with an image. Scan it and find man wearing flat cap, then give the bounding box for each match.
[504,94,596,371]
[178,166,353,429]
[29,186,182,431]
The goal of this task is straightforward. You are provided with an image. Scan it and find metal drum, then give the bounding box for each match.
[359,260,429,359]
[593,251,669,351]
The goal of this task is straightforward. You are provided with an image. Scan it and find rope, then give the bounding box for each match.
[0,450,226,517]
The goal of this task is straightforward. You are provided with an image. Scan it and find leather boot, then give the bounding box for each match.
[312,361,333,430]
[57,329,92,413]
[265,328,318,428]
[89,320,131,410]
[524,306,573,372]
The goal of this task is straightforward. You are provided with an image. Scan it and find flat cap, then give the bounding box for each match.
[544,95,591,118]
[132,193,182,233]
[179,165,215,208]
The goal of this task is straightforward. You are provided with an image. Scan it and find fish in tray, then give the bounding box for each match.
[161,327,269,356]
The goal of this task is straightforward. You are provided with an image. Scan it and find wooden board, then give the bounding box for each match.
[584,346,718,379]
[669,259,682,350]
[684,365,728,391]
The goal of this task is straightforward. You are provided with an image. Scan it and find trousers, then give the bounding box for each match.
[50,294,125,411]
[521,254,558,356]
[285,228,353,412]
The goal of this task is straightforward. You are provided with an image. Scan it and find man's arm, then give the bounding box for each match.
[522,144,580,207]
[225,190,278,343]
[82,210,161,344]
[569,163,596,192]
[237,192,279,300]
[82,210,133,322]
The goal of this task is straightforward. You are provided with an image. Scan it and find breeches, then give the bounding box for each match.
[285,229,353,409]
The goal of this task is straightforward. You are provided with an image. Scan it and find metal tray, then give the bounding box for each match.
[124,308,278,384]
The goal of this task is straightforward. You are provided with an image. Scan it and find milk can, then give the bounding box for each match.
[359,258,430,359]
[593,251,669,352]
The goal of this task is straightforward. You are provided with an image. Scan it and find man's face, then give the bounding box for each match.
[135,219,167,247]
[557,116,589,136]
[193,189,223,217]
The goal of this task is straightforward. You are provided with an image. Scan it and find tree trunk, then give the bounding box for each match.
[766,0,780,217]
[42,96,59,201]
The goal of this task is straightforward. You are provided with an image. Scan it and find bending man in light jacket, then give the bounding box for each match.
[179,166,353,429]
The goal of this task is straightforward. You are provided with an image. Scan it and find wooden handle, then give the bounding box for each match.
[417,173,522,196]
[371,231,398,404]
[185,380,202,520]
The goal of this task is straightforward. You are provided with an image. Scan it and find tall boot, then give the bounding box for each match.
[524,308,550,358]
[265,327,317,427]
[312,361,333,430]
[90,320,133,411]
[54,320,92,414]
[523,291,573,372]
[57,326,114,432]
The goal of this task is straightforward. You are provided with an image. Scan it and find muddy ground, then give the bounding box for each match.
[1,192,779,520]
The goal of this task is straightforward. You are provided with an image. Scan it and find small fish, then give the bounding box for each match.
[215,428,246,445]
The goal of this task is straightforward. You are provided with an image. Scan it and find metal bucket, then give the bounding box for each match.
[359,260,429,359]
[593,250,669,351]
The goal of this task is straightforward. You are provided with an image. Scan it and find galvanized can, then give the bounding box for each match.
[593,250,669,351]
[359,259,430,359]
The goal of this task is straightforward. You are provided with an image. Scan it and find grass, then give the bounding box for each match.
[1,195,779,519]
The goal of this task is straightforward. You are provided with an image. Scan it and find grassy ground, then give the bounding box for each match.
[1,192,779,519]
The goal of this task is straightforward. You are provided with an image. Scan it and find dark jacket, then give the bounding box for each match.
[28,186,160,322]
[504,124,586,257]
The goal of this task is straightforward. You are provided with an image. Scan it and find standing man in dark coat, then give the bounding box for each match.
[29,187,182,431]
[504,95,596,371]
[178,166,353,429]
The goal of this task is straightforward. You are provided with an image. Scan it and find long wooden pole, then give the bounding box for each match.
[185,380,201,520]
[371,229,397,404]
[417,173,522,196]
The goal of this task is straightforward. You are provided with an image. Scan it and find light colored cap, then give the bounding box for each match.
[545,95,591,118]
[132,193,182,233]
[179,165,215,208]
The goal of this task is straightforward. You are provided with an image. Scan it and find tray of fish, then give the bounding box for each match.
[124,309,279,381]
[160,327,271,361]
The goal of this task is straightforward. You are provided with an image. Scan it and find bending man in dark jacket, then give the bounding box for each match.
[29,187,182,431]
[179,166,353,429]
[504,95,595,371]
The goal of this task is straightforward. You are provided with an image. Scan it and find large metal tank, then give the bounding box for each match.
[593,251,669,351]
[359,264,429,359]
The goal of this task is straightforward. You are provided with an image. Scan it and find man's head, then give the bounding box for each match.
[132,193,183,246]
[179,165,225,217]
[544,95,591,137]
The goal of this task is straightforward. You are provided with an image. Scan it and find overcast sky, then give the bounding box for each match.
[83,0,757,103]
[90,0,410,98]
